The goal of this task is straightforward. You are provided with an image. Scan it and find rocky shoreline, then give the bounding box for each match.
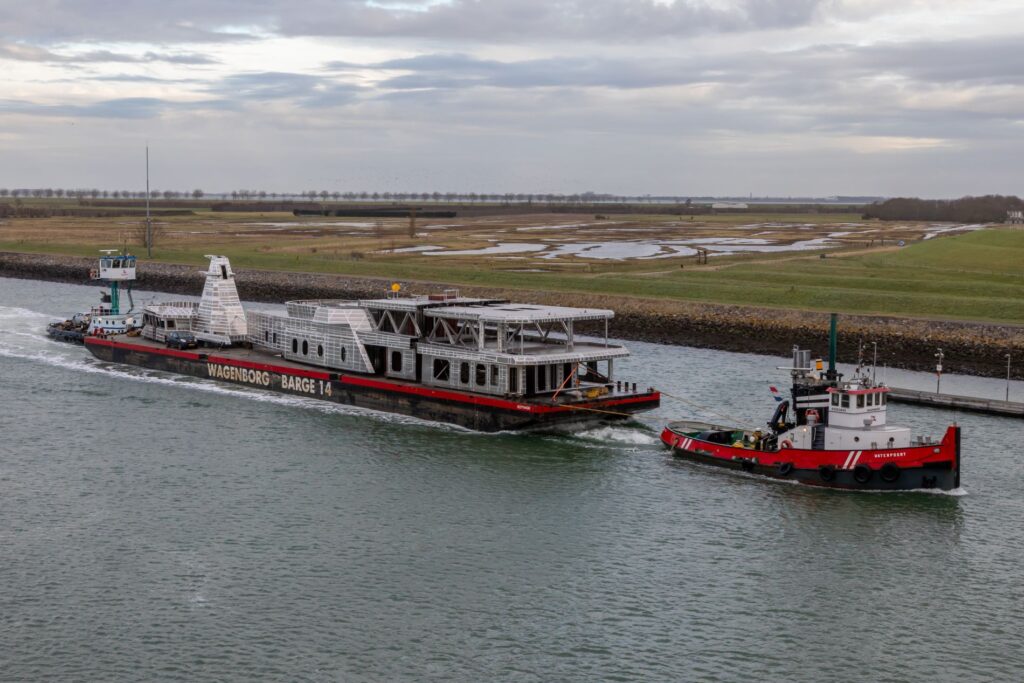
[3,250,1021,379]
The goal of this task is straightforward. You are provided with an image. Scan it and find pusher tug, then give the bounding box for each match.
[81,254,660,432]
[661,315,961,491]
[47,249,140,343]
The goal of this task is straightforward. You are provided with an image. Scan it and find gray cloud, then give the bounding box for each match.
[1,0,829,44]
[0,96,232,119]
[0,41,217,65]
[212,72,360,107]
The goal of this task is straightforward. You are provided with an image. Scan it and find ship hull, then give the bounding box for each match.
[47,324,86,345]
[661,424,960,491]
[86,337,660,432]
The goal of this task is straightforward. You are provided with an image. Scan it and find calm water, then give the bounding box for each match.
[2,277,1023,682]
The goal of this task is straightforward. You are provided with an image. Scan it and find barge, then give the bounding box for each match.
[84,255,659,431]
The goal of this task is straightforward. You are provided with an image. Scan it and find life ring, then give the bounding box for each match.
[780,439,794,449]
[853,463,873,484]
[880,462,901,483]
[777,462,794,476]
[819,464,837,482]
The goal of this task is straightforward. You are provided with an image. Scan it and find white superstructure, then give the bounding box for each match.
[193,255,248,345]
[779,377,912,451]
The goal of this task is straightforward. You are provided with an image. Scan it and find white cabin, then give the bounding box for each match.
[780,378,912,451]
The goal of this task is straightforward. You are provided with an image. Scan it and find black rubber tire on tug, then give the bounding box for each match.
[819,465,837,482]
[853,463,873,484]
[880,462,901,483]
[777,462,794,476]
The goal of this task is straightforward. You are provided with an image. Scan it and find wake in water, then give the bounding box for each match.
[0,305,470,433]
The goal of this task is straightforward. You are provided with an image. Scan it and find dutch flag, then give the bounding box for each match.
[769,386,782,402]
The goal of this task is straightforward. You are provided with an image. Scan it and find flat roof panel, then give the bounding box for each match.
[424,303,614,323]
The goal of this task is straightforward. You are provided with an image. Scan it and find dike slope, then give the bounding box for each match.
[3,251,1021,379]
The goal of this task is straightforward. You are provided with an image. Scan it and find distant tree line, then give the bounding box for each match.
[863,195,1024,223]
[0,188,205,200]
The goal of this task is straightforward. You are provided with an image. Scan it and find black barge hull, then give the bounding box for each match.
[86,337,660,432]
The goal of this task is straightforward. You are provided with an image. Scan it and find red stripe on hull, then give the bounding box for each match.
[660,425,959,470]
[86,337,659,416]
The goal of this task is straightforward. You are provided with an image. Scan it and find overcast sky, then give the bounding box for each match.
[1,0,1021,197]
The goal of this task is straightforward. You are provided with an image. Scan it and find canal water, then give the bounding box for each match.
[2,277,1022,682]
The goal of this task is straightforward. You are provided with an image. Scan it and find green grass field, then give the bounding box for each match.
[2,214,1021,324]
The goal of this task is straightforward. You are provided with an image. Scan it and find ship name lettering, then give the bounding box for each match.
[281,374,317,395]
[207,363,270,387]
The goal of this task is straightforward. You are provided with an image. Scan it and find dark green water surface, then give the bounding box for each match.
[2,278,1022,681]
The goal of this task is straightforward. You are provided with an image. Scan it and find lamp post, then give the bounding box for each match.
[871,342,878,383]
[1007,354,1012,402]
[935,348,944,394]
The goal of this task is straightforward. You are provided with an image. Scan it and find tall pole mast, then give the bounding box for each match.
[145,145,152,258]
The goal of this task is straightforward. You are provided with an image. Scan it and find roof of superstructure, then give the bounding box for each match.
[357,296,504,312]
[144,301,199,317]
[423,303,614,324]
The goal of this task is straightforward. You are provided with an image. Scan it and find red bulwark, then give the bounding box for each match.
[85,337,659,415]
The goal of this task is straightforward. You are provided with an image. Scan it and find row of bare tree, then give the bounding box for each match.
[0,188,205,200]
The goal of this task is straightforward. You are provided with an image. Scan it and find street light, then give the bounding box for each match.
[935,348,944,394]
[1007,354,1012,402]
[871,342,878,383]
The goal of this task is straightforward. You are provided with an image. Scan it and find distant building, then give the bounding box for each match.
[711,202,748,209]
[1008,210,1023,224]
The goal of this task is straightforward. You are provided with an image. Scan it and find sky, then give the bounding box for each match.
[1,0,1022,197]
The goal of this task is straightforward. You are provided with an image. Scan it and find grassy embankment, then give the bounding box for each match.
[1,210,1021,324]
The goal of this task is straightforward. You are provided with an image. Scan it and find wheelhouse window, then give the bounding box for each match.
[491,365,499,386]
[475,364,486,386]
[831,393,839,406]
[460,362,469,384]
[433,359,450,381]
[856,394,865,408]
[840,394,850,408]
[391,351,402,372]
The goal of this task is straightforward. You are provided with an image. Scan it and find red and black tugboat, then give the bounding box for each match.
[661,315,961,491]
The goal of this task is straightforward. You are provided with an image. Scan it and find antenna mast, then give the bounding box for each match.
[145,145,152,258]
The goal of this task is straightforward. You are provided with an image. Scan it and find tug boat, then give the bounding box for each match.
[81,255,660,432]
[661,315,961,491]
[47,249,140,343]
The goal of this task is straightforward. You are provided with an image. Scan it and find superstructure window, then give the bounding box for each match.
[460,362,469,384]
[318,344,324,358]
[391,351,402,372]
[341,347,347,361]
[867,393,874,407]
[433,359,450,381]
[475,363,486,386]
[856,394,865,408]
[491,366,499,386]
[841,394,850,408]
[509,368,518,393]
[831,393,839,406]
[302,340,309,355]
[292,338,298,353]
